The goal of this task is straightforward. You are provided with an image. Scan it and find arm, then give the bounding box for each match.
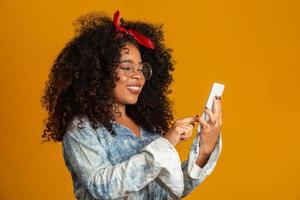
[62,120,184,199]
[181,129,223,198]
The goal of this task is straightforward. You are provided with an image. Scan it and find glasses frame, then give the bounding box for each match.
[117,61,152,80]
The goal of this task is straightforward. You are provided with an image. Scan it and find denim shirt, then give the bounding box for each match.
[62,116,222,200]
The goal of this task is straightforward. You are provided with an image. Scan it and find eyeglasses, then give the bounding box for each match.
[117,61,152,80]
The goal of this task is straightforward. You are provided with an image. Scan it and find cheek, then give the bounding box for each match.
[113,77,127,96]
[116,76,128,88]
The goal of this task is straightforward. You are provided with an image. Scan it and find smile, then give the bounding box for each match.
[126,85,141,94]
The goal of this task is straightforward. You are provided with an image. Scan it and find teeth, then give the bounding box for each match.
[127,86,140,91]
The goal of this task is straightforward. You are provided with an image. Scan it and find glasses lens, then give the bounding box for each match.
[141,63,152,80]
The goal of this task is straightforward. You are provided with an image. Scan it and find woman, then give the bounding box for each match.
[41,10,223,200]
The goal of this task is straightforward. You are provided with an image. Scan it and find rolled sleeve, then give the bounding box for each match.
[188,132,222,179]
[144,137,184,198]
[181,126,223,198]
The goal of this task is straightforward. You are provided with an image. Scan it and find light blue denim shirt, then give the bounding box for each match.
[62,116,222,200]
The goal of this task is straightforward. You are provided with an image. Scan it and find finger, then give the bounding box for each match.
[180,129,193,140]
[179,130,191,140]
[178,123,194,130]
[176,116,200,126]
[180,124,193,134]
[215,96,222,124]
[178,124,193,135]
[218,108,222,126]
[204,107,217,124]
[175,125,190,135]
[180,135,191,141]
[218,96,222,124]
[212,96,221,118]
[198,116,209,129]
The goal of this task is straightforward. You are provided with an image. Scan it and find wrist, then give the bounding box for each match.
[196,152,210,167]
[162,135,176,147]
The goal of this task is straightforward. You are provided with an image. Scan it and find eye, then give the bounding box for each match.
[121,67,132,72]
[119,63,134,71]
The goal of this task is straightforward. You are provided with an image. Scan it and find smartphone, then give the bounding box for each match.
[201,82,225,121]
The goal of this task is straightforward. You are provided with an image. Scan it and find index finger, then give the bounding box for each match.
[176,115,200,126]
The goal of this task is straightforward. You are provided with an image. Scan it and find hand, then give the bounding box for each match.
[198,95,223,154]
[163,116,198,147]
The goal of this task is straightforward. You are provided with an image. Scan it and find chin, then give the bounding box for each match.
[125,98,139,105]
[123,93,140,104]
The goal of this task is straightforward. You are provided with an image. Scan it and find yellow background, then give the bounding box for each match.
[1,0,299,199]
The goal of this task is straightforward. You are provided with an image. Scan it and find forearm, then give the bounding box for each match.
[196,141,218,167]
[195,151,211,167]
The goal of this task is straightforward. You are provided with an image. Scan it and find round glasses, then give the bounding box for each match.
[117,61,152,80]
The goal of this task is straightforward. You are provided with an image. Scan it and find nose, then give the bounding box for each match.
[131,69,143,80]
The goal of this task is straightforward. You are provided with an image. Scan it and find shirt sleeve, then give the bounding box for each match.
[180,125,223,198]
[62,120,184,199]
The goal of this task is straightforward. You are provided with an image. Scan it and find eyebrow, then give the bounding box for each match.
[119,59,142,64]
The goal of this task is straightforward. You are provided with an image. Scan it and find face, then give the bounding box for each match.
[112,42,146,105]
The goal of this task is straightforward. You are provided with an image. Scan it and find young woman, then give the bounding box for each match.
[41,10,223,200]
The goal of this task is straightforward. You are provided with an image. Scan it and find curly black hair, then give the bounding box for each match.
[41,11,175,142]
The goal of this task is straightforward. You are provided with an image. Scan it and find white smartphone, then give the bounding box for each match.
[197,82,224,134]
[201,82,225,121]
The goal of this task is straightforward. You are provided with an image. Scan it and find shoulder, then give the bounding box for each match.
[64,115,99,140]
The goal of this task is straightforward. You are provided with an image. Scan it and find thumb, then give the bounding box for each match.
[198,116,208,128]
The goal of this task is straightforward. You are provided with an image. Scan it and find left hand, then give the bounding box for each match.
[197,95,222,155]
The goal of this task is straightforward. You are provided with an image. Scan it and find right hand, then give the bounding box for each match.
[163,116,200,147]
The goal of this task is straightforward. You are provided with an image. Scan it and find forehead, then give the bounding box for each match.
[120,42,141,61]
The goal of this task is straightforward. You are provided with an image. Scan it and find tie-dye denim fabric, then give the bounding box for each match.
[62,116,222,200]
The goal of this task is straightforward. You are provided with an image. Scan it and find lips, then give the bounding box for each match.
[126,84,142,94]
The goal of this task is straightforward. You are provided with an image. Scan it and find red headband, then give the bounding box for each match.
[113,10,155,49]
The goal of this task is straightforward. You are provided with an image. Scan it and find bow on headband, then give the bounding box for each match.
[113,10,155,49]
